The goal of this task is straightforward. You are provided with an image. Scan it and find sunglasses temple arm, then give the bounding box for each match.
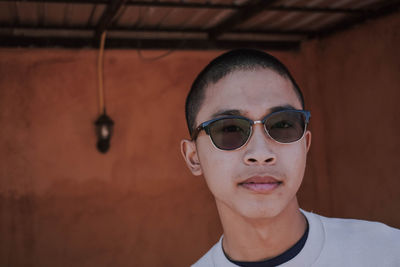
[191,126,202,140]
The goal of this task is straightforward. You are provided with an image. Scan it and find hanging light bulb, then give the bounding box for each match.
[95,109,114,153]
[95,31,114,153]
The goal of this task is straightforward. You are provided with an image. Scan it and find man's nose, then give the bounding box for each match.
[243,124,277,165]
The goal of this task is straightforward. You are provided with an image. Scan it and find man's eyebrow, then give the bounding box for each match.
[211,109,242,118]
[210,105,298,119]
[268,104,297,113]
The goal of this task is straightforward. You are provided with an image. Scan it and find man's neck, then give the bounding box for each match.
[218,198,306,262]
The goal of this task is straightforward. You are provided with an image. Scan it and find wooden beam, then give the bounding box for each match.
[0,36,300,51]
[0,0,372,14]
[0,24,316,36]
[208,0,281,40]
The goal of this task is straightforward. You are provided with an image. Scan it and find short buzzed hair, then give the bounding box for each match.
[185,49,305,136]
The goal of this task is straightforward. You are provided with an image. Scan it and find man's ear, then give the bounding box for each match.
[305,130,312,153]
[180,139,203,176]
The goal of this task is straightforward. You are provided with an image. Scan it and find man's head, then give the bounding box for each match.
[185,49,305,136]
[181,49,311,220]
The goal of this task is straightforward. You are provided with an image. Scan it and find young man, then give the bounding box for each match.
[181,49,400,266]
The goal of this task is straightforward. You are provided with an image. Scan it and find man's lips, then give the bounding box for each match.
[238,176,282,193]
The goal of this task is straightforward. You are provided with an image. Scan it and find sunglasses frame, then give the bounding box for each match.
[191,109,311,150]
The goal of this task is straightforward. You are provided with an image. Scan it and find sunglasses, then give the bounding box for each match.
[191,109,311,150]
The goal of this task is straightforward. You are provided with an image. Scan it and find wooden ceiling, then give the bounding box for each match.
[0,0,399,50]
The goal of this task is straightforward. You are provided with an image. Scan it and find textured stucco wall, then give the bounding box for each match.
[0,50,224,266]
[1,11,399,267]
[297,12,400,227]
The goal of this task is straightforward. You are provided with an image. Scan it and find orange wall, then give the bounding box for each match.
[0,49,226,266]
[297,12,400,226]
[1,12,399,267]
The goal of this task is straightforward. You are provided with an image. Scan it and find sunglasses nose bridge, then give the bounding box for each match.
[249,120,268,139]
[252,120,265,132]
[251,119,275,143]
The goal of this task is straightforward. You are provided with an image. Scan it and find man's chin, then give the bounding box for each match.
[239,207,284,221]
[217,199,286,222]
[238,196,300,221]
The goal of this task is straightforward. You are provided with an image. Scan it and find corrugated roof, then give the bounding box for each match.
[0,0,399,50]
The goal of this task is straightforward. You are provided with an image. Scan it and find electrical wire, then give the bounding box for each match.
[137,46,177,61]
[98,31,106,114]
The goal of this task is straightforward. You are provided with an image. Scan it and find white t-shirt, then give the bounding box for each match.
[192,210,400,266]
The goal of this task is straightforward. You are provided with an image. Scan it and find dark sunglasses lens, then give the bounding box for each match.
[209,118,251,150]
[265,111,306,143]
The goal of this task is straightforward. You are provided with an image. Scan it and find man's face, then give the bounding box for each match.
[181,68,311,220]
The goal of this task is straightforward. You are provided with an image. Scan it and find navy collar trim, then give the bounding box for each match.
[223,217,309,267]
